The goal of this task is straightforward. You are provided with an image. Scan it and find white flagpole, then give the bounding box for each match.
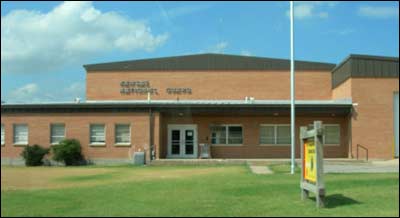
[290,1,296,175]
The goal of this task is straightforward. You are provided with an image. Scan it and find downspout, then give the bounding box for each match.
[348,106,353,159]
[149,107,154,163]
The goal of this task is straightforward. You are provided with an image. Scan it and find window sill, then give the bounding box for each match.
[114,143,132,147]
[14,144,28,147]
[211,144,243,147]
[324,144,340,147]
[259,144,291,146]
[89,143,106,147]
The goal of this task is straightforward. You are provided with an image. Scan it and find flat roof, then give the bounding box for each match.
[332,54,399,88]
[84,53,336,72]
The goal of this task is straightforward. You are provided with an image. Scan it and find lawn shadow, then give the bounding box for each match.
[310,194,361,209]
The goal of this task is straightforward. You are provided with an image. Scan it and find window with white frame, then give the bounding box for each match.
[307,124,341,145]
[277,125,291,144]
[14,124,28,145]
[211,125,242,145]
[115,124,131,144]
[260,125,275,144]
[90,124,106,144]
[260,124,291,145]
[50,124,65,144]
[324,124,340,145]
[1,124,5,145]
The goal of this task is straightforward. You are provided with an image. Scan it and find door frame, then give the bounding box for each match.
[167,124,198,159]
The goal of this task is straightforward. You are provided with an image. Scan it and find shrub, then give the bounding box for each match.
[21,145,50,166]
[52,139,85,166]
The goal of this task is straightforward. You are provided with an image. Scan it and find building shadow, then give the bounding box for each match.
[310,194,361,209]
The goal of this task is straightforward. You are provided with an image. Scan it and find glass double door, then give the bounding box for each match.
[168,125,198,158]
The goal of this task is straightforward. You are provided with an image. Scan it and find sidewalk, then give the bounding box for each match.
[324,159,399,173]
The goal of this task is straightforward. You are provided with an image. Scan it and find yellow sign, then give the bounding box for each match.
[304,139,316,183]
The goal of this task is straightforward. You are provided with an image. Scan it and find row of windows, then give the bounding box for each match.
[0,124,131,146]
[1,123,341,146]
[210,124,341,145]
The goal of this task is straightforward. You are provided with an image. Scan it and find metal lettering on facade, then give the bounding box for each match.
[166,88,192,95]
[120,81,192,95]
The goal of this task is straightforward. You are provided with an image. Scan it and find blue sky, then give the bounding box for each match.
[1,1,399,103]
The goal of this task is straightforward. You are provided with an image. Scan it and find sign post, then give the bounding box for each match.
[300,121,325,208]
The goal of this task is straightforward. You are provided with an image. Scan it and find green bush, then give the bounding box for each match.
[52,139,85,166]
[21,145,50,166]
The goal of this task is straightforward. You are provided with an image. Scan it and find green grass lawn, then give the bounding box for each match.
[1,164,399,217]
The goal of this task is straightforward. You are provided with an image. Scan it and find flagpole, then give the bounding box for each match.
[290,1,296,175]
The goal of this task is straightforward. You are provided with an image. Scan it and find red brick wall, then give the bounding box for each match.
[160,115,349,159]
[86,70,333,101]
[332,79,352,100]
[350,78,399,159]
[1,113,151,160]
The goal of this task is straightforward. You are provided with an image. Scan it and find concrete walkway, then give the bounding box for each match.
[324,159,399,173]
[150,159,399,174]
[249,165,273,175]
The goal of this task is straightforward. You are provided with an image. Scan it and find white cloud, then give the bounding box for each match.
[8,83,39,102]
[240,50,252,56]
[202,41,228,54]
[64,82,85,98]
[155,3,212,26]
[286,2,336,20]
[358,6,399,19]
[5,81,86,103]
[1,1,169,74]
[2,82,85,103]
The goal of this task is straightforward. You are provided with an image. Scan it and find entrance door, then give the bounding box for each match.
[168,125,198,158]
[395,92,399,158]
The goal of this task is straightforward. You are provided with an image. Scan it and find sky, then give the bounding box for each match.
[1,1,399,103]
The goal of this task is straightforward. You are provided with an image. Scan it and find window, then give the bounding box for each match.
[90,124,106,144]
[14,124,28,145]
[260,125,275,144]
[1,124,4,145]
[307,124,341,145]
[211,126,226,144]
[50,124,65,144]
[211,125,242,145]
[115,124,131,144]
[228,126,243,144]
[259,124,291,145]
[324,125,340,145]
[277,125,291,144]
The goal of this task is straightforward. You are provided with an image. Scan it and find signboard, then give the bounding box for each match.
[304,139,316,183]
[300,121,325,208]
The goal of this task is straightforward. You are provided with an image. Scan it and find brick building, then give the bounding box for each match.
[1,54,399,165]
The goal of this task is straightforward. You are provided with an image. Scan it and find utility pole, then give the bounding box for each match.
[290,1,296,175]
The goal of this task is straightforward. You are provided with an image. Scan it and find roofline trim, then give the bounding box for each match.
[332,54,399,73]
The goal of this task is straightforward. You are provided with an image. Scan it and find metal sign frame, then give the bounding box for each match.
[300,121,325,208]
